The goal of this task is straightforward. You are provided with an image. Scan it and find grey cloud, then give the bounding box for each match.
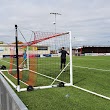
[0,0,110,46]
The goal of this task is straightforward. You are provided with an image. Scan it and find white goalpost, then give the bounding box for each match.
[0,25,73,92]
[20,31,73,91]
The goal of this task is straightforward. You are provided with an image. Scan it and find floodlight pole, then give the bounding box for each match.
[50,12,61,53]
[50,12,61,33]
[15,25,20,92]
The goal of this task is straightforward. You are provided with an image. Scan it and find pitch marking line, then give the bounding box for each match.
[73,65,110,72]
[72,85,110,101]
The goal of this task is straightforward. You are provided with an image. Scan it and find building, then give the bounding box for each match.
[0,44,51,58]
[73,46,110,56]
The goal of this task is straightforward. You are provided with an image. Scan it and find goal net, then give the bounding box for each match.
[28,31,73,91]
[0,27,73,92]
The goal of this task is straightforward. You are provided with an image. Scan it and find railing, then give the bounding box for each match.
[0,73,28,110]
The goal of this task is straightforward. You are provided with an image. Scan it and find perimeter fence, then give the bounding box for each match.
[0,73,28,110]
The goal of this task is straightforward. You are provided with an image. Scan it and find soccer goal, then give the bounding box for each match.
[0,25,73,92]
[25,31,73,91]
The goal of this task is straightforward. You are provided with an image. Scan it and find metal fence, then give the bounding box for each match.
[0,73,28,110]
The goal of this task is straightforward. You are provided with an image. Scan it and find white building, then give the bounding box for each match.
[0,44,51,58]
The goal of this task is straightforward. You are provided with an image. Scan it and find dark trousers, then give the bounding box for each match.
[60,58,66,69]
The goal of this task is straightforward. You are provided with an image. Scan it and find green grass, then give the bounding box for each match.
[1,56,110,110]
[17,87,110,110]
[73,56,110,97]
[3,71,27,88]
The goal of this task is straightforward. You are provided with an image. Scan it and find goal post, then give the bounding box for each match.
[69,31,73,85]
[0,28,73,92]
[24,31,73,91]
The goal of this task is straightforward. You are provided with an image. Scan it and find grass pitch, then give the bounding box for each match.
[1,56,110,110]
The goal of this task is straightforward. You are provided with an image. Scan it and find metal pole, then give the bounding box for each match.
[50,12,61,33]
[69,31,73,85]
[50,13,61,53]
[15,25,20,92]
[55,14,56,33]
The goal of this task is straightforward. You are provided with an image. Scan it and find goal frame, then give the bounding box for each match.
[20,31,73,92]
[0,28,73,92]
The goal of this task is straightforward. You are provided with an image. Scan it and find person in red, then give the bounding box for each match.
[59,47,69,71]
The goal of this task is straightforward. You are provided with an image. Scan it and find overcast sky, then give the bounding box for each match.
[0,0,110,46]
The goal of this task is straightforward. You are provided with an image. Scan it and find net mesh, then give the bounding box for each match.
[0,29,71,88]
[32,31,70,86]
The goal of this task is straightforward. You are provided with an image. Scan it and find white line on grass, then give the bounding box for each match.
[75,57,108,61]
[7,71,29,86]
[0,70,28,87]
[72,65,110,101]
[72,85,110,101]
[29,69,110,101]
[29,69,66,83]
[0,59,16,66]
[73,65,110,72]
[0,71,17,89]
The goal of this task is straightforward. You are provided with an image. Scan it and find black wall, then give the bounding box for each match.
[82,47,110,53]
